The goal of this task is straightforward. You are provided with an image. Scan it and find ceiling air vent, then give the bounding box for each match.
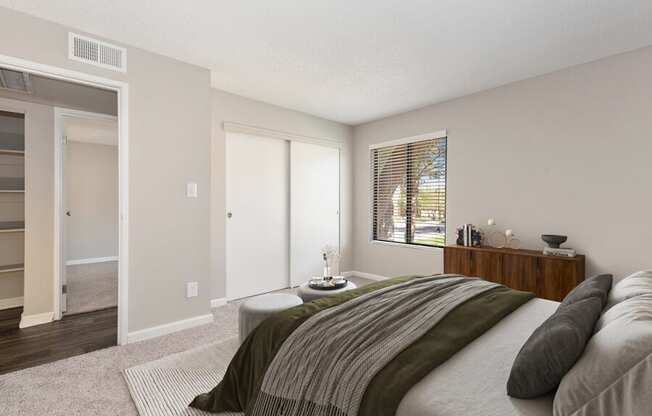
[68,32,127,73]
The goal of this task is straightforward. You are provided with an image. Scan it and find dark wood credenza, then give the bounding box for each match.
[443,245,585,301]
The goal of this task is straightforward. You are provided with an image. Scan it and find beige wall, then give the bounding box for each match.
[353,46,652,280]
[65,141,118,261]
[0,7,211,331]
[211,89,353,299]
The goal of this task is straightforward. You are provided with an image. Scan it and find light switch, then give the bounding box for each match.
[186,182,198,198]
[186,281,199,298]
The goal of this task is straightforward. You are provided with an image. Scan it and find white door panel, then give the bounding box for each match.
[290,142,340,286]
[226,132,290,299]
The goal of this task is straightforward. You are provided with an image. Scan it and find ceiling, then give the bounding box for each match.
[2,1,652,124]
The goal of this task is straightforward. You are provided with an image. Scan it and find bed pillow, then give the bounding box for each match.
[607,270,652,308]
[594,293,652,333]
[561,274,612,308]
[554,296,652,416]
[506,297,602,399]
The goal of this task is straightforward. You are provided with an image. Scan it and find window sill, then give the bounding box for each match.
[369,240,444,253]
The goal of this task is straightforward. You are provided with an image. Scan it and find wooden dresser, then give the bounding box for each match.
[443,245,585,301]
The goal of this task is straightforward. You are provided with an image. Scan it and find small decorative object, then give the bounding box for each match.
[543,247,576,257]
[541,234,576,257]
[456,224,482,247]
[483,219,520,249]
[322,253,331,280]
[321,245,340,280]
[472,229,482,246]
[503,229,521,249]
[541,234,568,249]
[484,218,503,247]
[308,276,348,290]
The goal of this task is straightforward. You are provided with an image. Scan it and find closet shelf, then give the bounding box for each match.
[0,221,24,233]
[0,263,24,274]
[0,177,25,192]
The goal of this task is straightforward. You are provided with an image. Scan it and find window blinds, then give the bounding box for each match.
[371,136,447,247]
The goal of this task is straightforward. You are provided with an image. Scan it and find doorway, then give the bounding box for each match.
[58,110,119,316]
[0,53,129,374]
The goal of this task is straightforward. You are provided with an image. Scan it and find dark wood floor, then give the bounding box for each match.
[0,306,117,375]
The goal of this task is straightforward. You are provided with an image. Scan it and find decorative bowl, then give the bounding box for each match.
[541,234,567,248]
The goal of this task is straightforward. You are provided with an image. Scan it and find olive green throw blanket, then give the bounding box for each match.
[191,275,533,416]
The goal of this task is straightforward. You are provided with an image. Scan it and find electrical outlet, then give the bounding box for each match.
[186,281,199,298]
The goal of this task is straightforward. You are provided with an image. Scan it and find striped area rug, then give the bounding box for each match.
[124,339,242,416]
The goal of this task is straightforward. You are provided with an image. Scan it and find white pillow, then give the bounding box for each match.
[553,297,652,416]
[595,293,652,333]
[606,270,652,308]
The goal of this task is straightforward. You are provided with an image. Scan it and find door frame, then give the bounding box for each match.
[0,53,129,345]
[223,121,342,296]
[54,107,119,316]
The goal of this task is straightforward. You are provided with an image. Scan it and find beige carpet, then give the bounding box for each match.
[65,261,118,315]
[0,276,372,416]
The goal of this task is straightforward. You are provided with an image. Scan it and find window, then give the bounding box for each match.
[371,132,447,247]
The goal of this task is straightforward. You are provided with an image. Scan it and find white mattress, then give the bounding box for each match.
[396,298,558,416]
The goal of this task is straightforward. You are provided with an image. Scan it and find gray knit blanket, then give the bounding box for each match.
[249,275,500,416]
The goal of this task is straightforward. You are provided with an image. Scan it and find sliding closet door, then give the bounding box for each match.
[290,141,340,286]
[226,132,290,299]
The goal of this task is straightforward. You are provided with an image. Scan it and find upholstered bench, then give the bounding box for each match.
[238,293,303,343]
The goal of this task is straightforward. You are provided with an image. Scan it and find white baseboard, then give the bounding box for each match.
[0,296,23,310]
[19,311,54,328]
[66,256,118,266]
[210,297,228,308]
[126,313,214,344]
[342,270,388,281]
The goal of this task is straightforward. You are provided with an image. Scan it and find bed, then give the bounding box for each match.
[189,272,652,416]
[396,297,556,416]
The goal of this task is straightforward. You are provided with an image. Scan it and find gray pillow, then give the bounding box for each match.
[507,297,602,398]
[561,274,612,308]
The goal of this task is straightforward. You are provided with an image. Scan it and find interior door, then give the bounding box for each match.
[290,141,340,286]
[226,132,290,299]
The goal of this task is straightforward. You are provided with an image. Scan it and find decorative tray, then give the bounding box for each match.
[308,277,348,290]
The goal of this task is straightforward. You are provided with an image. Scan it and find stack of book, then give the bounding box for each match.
[543,247,576,258]
[462,224,473,247]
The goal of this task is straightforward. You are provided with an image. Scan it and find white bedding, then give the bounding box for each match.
[397,298,558,416]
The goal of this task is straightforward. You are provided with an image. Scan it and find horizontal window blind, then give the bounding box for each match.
[372,136,447,247]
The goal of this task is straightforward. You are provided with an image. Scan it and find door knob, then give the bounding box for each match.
[227,212,232,218]
[66,211,71,217]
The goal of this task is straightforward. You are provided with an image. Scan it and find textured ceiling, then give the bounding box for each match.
[2,0,652,124]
